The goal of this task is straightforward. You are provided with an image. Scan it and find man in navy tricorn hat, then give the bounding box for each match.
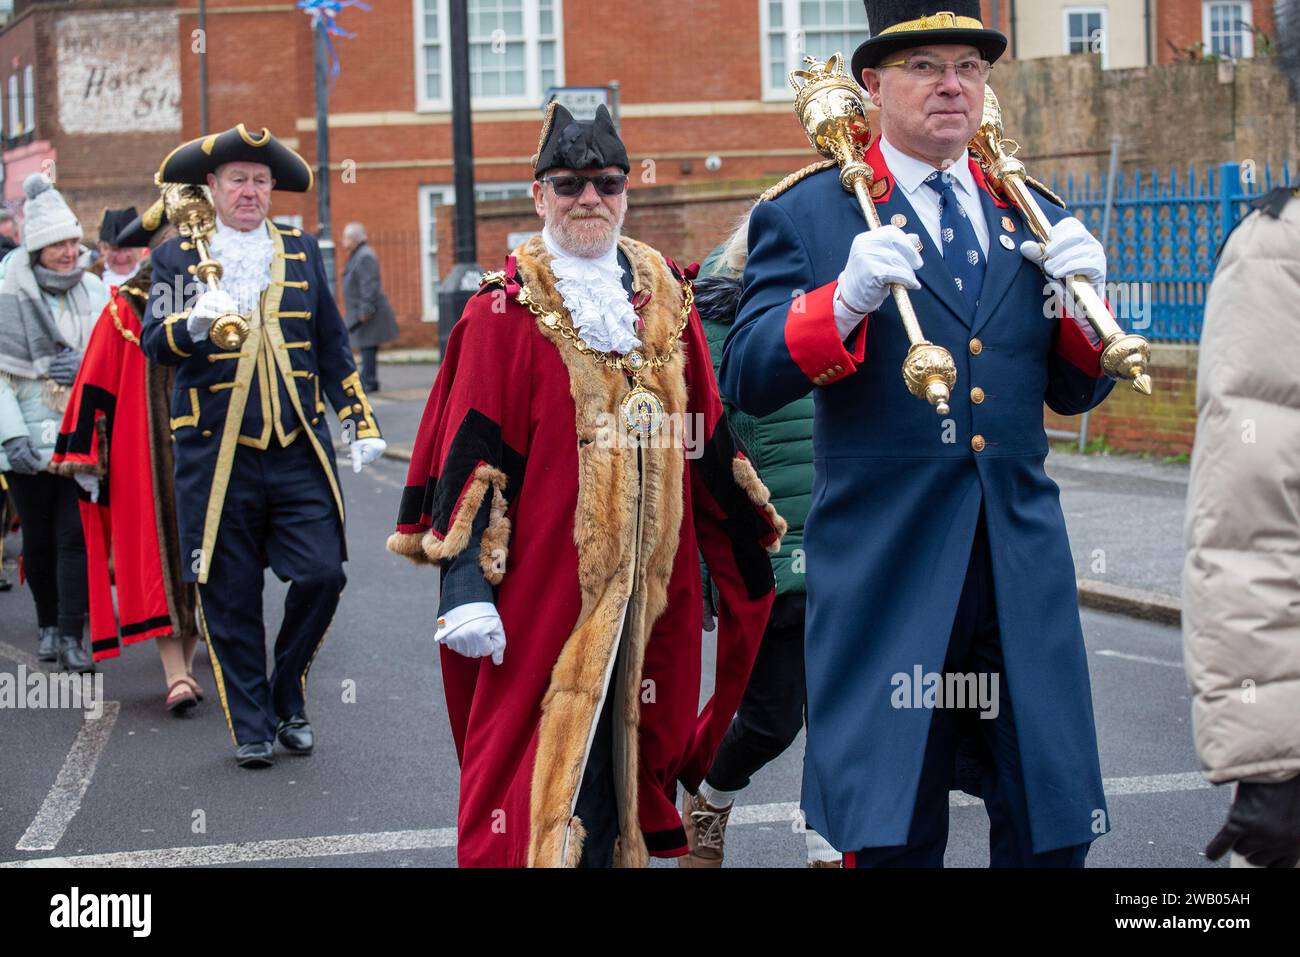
[720,1,1121,866]
[141,125,387,768]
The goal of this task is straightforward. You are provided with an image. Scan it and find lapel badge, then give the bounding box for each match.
[913,236,925,253]
[1000,234,1016,250]
[1000,216,1017,233]
[870,179,888,200]
[891,214,908,229]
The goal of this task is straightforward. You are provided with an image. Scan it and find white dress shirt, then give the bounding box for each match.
[879,135,990,258]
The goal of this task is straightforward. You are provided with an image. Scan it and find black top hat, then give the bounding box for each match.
[156,124,313,192]
[113,197,167,249]
[533,103,630,178]
[98,207,138,244]
[852,2,1008,84]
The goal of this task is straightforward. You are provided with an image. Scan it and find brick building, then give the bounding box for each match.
[996,0,1277,69]
[1157,0,1275,61]
[0,0,182,240]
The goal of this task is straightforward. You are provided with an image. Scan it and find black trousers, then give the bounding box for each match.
[359,347,380,393]
[574,678,619,868]
[848,511,1089,868]
[705,593,807,793]
[196,439,346,746]
[4,471,87,637]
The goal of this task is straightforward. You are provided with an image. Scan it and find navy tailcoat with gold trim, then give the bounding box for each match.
[719,139,1116,855]
[140,222,379,584]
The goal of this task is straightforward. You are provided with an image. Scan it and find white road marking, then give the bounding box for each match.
[15,702,121,852]
[2,826,458,868]
[0,771,1214,867]
[1095,649,1184,669]
[0,639,47,672]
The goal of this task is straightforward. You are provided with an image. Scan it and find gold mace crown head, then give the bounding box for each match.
[789,53,861,107]
[159,182,216,238]
[789,53,872,160]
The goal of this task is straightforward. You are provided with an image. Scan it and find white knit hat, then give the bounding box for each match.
[22,173,82,252]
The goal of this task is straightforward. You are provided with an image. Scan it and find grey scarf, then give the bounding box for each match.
[0,250,95,380]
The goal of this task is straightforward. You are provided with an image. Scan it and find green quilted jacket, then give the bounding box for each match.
[696,259,813,597]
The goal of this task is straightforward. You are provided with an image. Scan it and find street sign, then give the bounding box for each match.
[543,86,611,123]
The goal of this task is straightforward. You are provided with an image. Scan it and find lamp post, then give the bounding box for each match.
[437,0,481,356]
[312,15,336,293]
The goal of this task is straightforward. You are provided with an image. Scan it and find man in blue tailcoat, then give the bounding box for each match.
[142,125,387,768]
[720,1,1118,866]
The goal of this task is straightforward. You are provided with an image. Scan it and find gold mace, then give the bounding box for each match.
[157,176,251,351]
[968,88,1153,395]
[789,53,957,416]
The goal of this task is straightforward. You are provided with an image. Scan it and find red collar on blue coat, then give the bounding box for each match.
[863,137,1011,210]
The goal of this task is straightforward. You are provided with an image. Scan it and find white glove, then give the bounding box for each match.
[74,473,99,503]
[1020,216,1106,290]
[1021,217,1106,345]
[186,289,241,343]
[436,602,506,666]
[835,226,923,339]
[350,436,387,473]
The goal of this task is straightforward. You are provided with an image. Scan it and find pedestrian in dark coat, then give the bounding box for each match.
[341,223,398,393]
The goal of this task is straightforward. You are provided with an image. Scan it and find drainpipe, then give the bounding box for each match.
[1145,0,1153,66]
[1009,0,1019,59]
[990,0,1001,34]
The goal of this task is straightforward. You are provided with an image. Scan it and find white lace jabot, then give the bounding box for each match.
[543,226,641,356]
[209,217,274,314]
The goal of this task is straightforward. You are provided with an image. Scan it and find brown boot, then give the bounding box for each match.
[678,790,731,868]
[807,858,843,868]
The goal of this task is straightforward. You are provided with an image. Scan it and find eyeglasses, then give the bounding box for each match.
[877,57,992,84]
[541,174,629,197]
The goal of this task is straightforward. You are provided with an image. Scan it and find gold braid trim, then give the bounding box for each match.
[531,100,560,172]
[1026,175,1067,209]
[110,298,140,347]
[759,160,838,202]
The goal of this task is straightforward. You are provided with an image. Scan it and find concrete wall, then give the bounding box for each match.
[985,52,1298,184]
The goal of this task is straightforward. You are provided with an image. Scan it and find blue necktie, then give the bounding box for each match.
[924,171,985,316]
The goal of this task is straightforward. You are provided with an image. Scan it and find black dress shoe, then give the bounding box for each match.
[235,742,275,768]
[56,634,94,673]
[276,712,314,754]
[37,627,58,662]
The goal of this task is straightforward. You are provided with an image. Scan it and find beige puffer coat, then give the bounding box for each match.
[1184,188,1300,786]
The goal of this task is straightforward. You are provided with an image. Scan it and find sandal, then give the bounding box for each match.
[166,678,198,714]
[184,673,206,701]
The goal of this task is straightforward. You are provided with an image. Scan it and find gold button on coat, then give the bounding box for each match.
[969,338,983,355]
[971,435,986,452]
[970,387,985,404]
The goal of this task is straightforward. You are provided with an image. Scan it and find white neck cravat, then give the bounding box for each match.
[209,217,274,314]
[543,226,641,356]
[102,264,138,289]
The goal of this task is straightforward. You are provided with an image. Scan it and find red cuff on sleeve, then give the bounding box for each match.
[783,281,867,386]
[1055,303,1107,378]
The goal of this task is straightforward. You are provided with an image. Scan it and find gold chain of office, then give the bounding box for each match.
[487,271,695,437]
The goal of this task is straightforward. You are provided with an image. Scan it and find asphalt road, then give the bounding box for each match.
[0,364,1227,868]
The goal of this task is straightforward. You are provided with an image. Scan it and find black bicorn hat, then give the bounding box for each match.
[852,1,1008,84]
[112,196,167,249]
[156,123,314,192]
[98,207,139,244]
[533,103,630,179]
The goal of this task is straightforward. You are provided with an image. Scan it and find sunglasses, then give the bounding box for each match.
[541,174,629,197]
